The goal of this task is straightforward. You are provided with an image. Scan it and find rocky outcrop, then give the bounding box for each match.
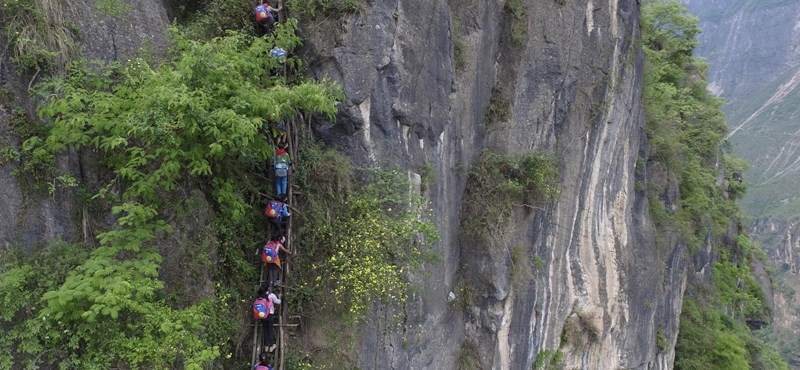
[303,0,681,368]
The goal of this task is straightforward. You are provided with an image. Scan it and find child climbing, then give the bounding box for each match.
[254,284,282,353]
[253,352,273,370]
[274,142,291,197]
[268,114,288,147]
[259,233,292,287]
[265,194,291,237]
[254,1,282,36]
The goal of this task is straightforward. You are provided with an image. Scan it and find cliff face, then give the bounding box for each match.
[1,0,685,369]
[303,0,679,368]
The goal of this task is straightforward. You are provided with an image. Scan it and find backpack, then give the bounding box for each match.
[265,200,282,218]
[254,4,272,22]
[274,154,289,177]
[270,47,287,59]
[252,297,273,319]
[254,365,272,370]
[261,241,280,264]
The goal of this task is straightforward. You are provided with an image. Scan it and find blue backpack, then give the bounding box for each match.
[261,241,279,264]
[274,154,289,177]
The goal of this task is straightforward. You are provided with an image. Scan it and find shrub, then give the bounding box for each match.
[461,150,558,240]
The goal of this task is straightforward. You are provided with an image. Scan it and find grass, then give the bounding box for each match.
[461,150,558,241]
[456,339,483,370]
[504,0,527,44]
[452,17,467,71]
[510,244,534,289]
[1,0,78,70]
[483,85,511,125]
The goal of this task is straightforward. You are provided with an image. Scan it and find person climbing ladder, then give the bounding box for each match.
[253,352,274,370]
[259,233,292,287]
[254,1,282,36]
[274,142,291,197]
[265,194,291,238]
[253,284,282,353]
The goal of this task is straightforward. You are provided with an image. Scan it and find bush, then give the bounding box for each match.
[15,25,341,368]
[293,154,439,321]
[462,150,558,240]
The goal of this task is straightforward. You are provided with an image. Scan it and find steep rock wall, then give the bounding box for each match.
[302,0,682,368]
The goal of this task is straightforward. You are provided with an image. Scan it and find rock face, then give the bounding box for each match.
[303,0,680,368]
[1,0,685,368]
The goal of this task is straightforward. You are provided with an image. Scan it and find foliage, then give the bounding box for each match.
[457,339,483,370]
[675,299,788,370]
[175,0,254,39]
[284,0,361,20]
[533,349,564,370]
[461,150,558,240]
[451,17,467,71]
[656,329,667,351]
[4,107,67,195]
[484,85,512,125]
[510,244,534,289]
[0,0,78,70]
[0,24,342,368]
[293,149,439,321]
[504,0,527,44]
[642,1,789,368]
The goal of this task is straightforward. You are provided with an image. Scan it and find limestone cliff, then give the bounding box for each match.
[302,0,679,368]
[0,0,686,369]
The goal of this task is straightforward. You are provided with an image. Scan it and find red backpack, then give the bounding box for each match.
[265,200,282,218]
[261,240,280,264]
[253,297,273,319]
[254,4,272,22]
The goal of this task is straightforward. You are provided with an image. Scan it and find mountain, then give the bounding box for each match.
[684,0,800,366]
[0,0,775,368]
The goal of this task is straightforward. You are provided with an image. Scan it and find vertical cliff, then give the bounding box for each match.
[300,0,681,368]
[1,0,692,368]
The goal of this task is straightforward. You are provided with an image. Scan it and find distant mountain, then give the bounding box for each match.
[684,0,800,217]
[683,0,800,366]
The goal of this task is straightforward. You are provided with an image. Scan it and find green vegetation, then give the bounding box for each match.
[457,339,483,370]
[533,349,564,370]
[656,329,667,351]
[0,22,341,368]
[462,150,558,240]
[294,156,439,320]
[484,85,512,125]
[452,17,467,71]
[504,0,527,44]
[510,244,535,289]
[642,0,788,368]
[0,0,78,70]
